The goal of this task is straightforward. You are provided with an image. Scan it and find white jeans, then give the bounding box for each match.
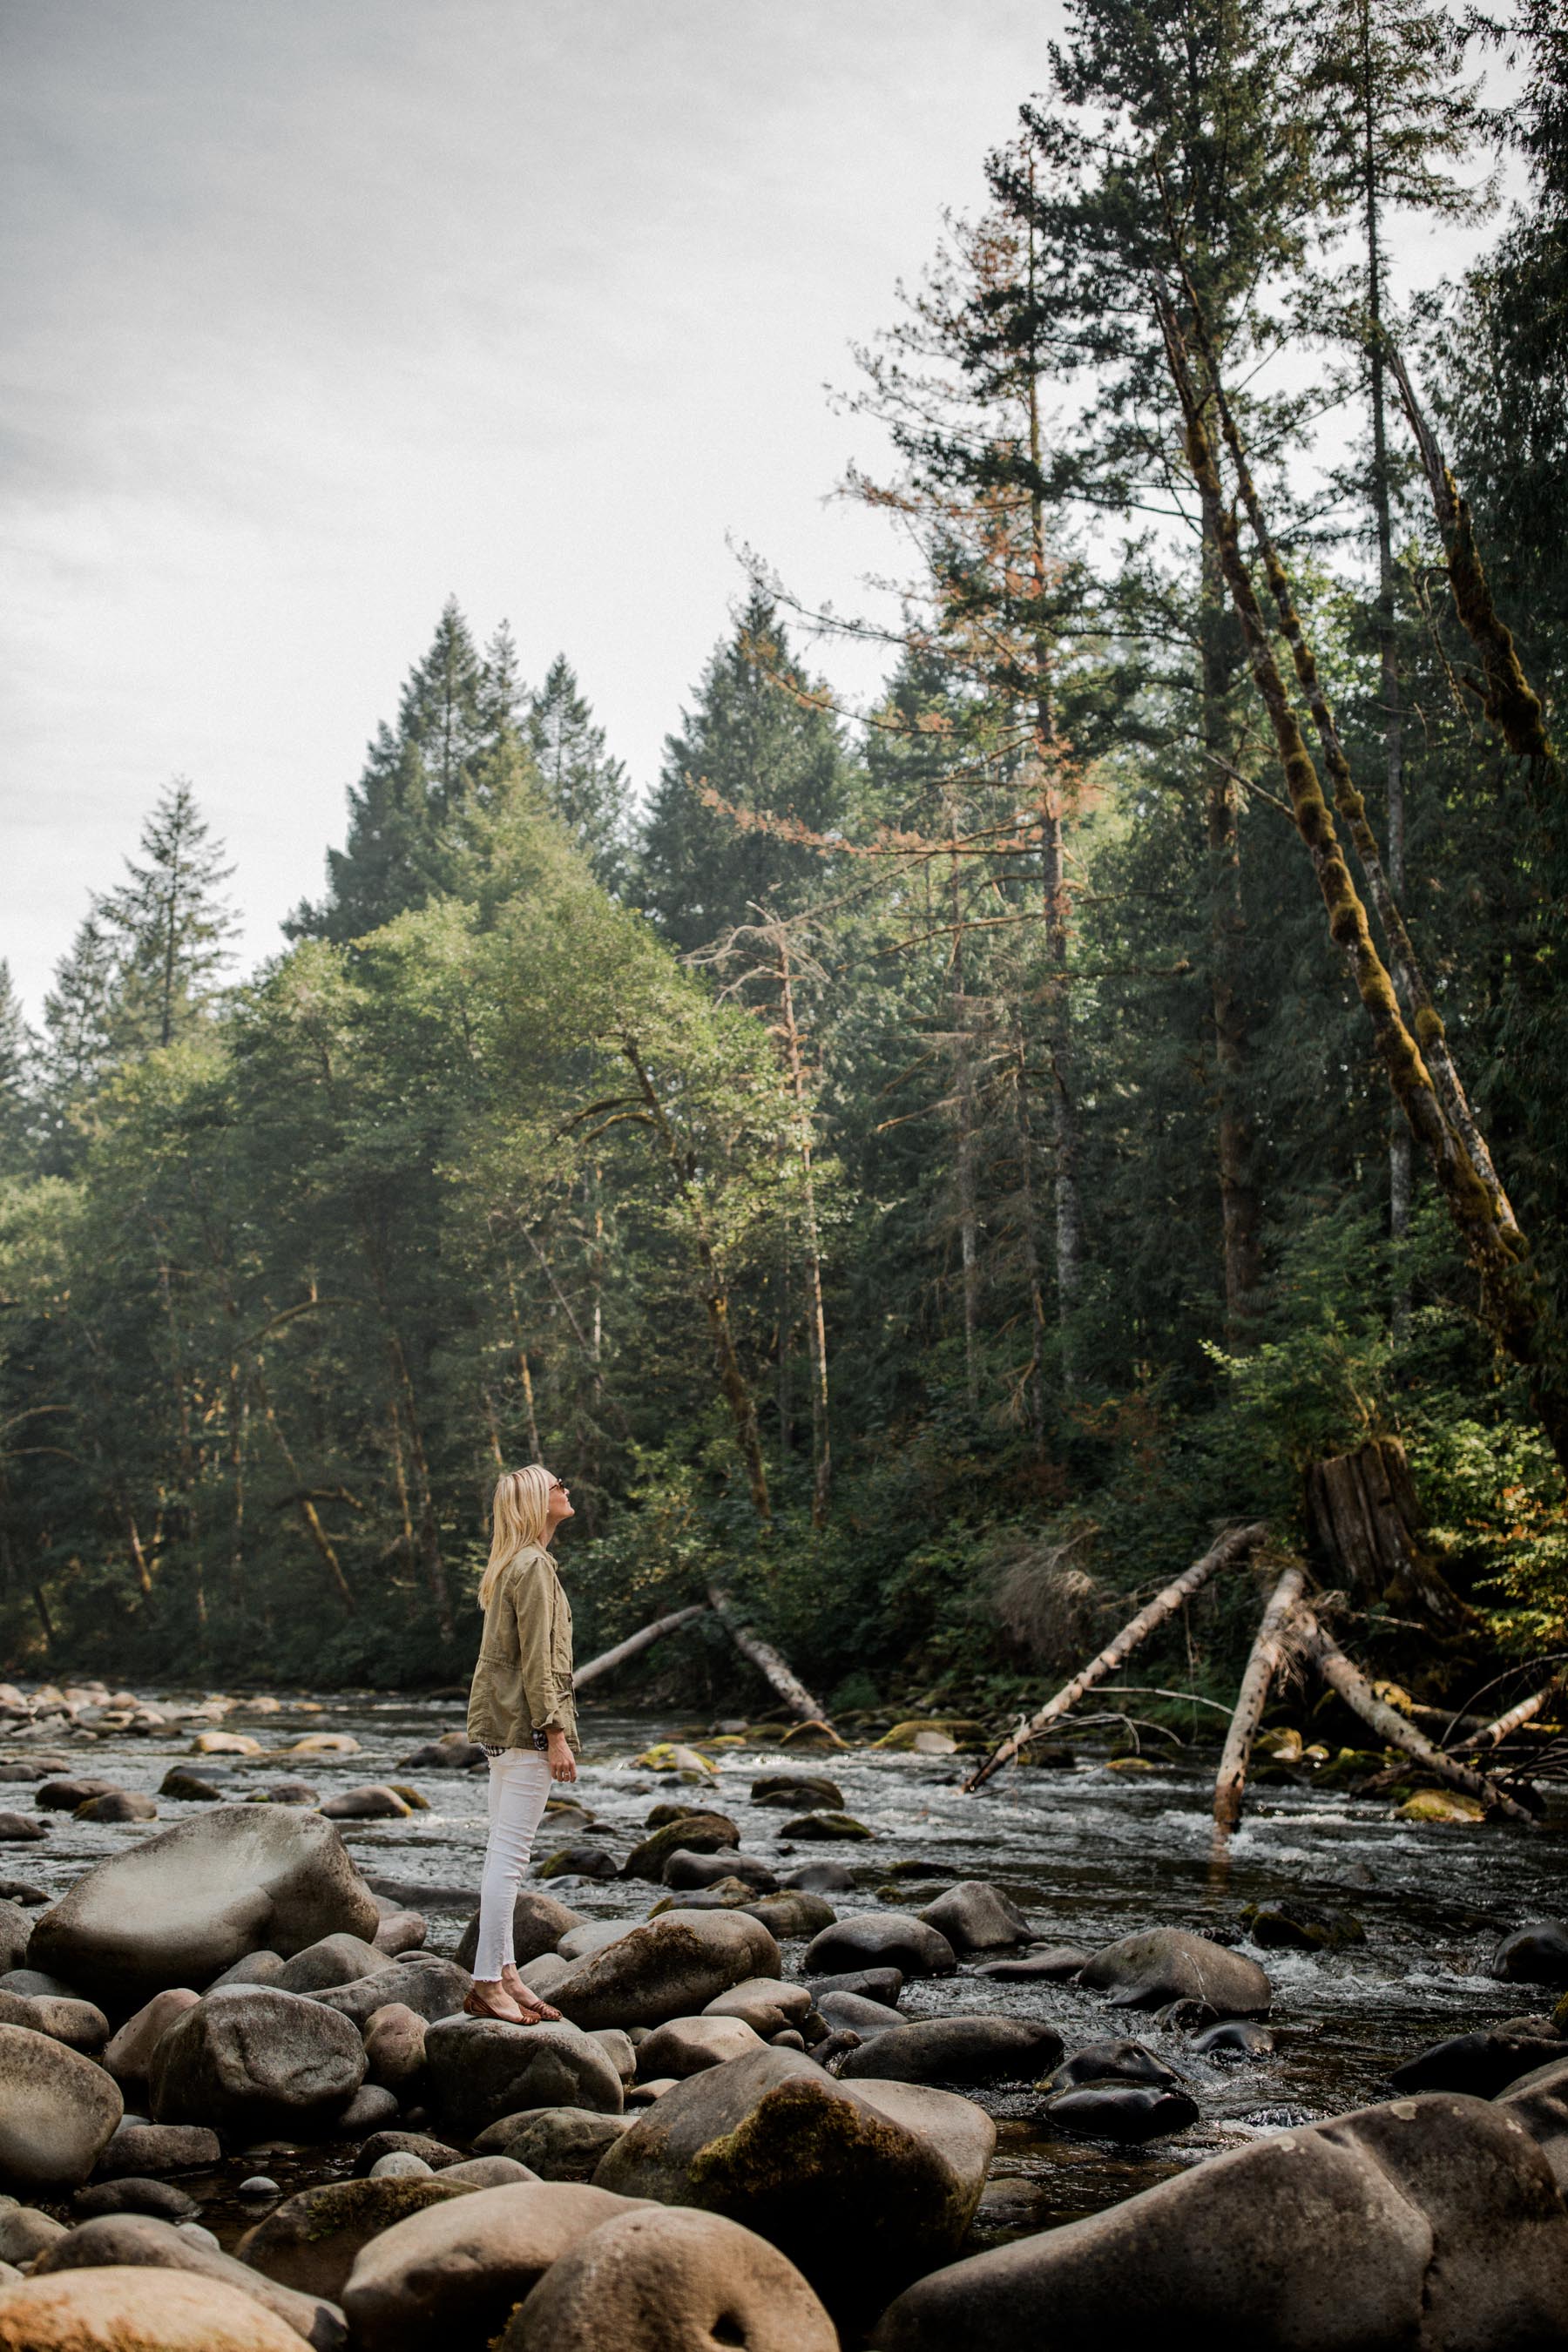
[473,1747,553,1980]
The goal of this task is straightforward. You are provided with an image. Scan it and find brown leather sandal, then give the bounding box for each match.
[502,1966,562,2023]
[463,1984,526,2024]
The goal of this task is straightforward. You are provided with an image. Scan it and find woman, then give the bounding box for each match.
[464,1463,579,2023]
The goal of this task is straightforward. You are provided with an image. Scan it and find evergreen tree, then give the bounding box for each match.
[98,779,235,1052]
[292,598,495,942]
[37,911,122,1164]
[639,593,856,951]
[527,655,632,892]
[0,961,35,1169]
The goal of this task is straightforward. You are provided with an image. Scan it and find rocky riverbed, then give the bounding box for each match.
[3,1677,1568,2348]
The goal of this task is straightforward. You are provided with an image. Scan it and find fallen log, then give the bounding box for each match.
[1291,1603,1537,1826]
[1212,1561,1308,1840]
[706,1581,826,1722]
[965,1521,1267,1794]
[1453,1677,1564,1756]
[572,1605,709,1693]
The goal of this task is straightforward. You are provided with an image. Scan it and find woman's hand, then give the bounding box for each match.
[545,1728,577,1784]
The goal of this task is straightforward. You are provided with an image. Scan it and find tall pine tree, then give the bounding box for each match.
[527,656,632,893]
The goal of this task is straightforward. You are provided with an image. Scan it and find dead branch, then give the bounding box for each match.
[571,1605,710,1693]
[1212,1561,1308,1839]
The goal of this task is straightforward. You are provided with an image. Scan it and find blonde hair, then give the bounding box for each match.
[478,1464,553,1607]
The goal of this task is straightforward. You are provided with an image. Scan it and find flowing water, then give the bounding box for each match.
[10,1689,1568,2269]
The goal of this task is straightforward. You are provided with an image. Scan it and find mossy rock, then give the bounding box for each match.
[1104,1755,1156,1774]
[633,1744,718,1777]
[871,1720,982,1753]
[237,2174,475,2301]
[779,1813,873,1842]
[387,1784,430,1809]
[1397,1788,1486,1823]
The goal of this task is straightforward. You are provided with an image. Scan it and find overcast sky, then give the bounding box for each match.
[2,1,1508,1018]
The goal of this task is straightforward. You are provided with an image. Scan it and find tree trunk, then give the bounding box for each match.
[1155,292,1568,1477]
[1010,1012,1050,1444]
[706,1581,824,1719]
[252,1369,356,1614]
[1212,1560,1307,1837]
[1454,1678,1563,1755]
[504,1266,544,1462]
[1305,1438,1470,1629]
[622,1037,771,1520]
[778,944,832,1526]
[573,1605,710,1691]
[947,820,982,1409]
[966,1521,1267,1790]
[1292,1602,1535,1823]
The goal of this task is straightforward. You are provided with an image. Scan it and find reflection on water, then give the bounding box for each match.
[12,1690,1568,2251]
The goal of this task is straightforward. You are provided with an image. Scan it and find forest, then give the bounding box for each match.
[0,0,1564,1740]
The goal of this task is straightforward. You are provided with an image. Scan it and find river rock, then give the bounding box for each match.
[804,1967,902,2005]
[36,1777,121,1812]
[1189,2019,1274,2059]
[423,2015,625,2135]
[665,1848,778,1892]
[75,1791,156,1824]
[1241,1898,1364,1951]
[370,1907,426,1957]
[363,2002,428,2091]
[238,2176,478,2301]
[209,1948,287,1989]
[522,1953,572,1996]
[624,1815,740,1882]
[275,1933,392,1995]
[149,1986,366,2135]
[341,2180,650,2352]
[319,1785,411,1821]
[558,1922,631,1961]
[101,1990,201,2092]
[741,1893,836,1941]
[498,2204,839,2352]
[0,2266,309,2351]
[260,1781,321,1806]
[0,1903,29,1975]
[1394,2019,1562,2099]
[538,1843,619,1882]
[1042,2082,1201,2140]
[1046,2038,1180,2092]
[591,2027,638,2084]
[159,1770,223,1803]
[93,2123,220,2178]
[0,1814,46,1842]
[1493,1922,1568,1986]
[0,1988,108,2052]
[1078,1928,1271,2017]
[779,1812,873,1842]
[551,1911,780,2031]
[816,1989,912,2039]
[636,2016,767,2077]
[652,1879,764,1915]
[750,1774,845,1810]
[28,1805,379,2006]
[704,1979,814,2037]
[839,2017,1063,2086]
[477,2106,633,2180]
[781,1861,855,1894]
[977,1945,1091,1981]
[0,2207,66,2262]
[916,1882,1031,1952]
[453,1890,585,1973]
[802,1914,957,1979]
[0,2022,122,2189]
[336,2081,399,2135]
[32,2210,344,2346]
[72,2178,201,2221]
[593,2044,993,2311]
[0,1965,76,1997]
[875,2090,1568,2349]
[314,1954,472,2027]
[352,2131,463,2174]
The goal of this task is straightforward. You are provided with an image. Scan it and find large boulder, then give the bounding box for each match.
[238,2177,478,2302]
[0,2267,306,2351]
[1077,1928,1271,2017]
[0,2022,122,2191]
[624,1815,740,1883]
[452,1889,584,1973]
[149,1985,365,2136]
[274,1933,392,1995]
[498,2204,838,2352]
[1493,1923,1568,1986]
[313,1954,471,2027]
[341,2180,650,2352]
[801,1914,956,1980]
[28,1806,379,2008]
[837,2017,1062,2086]
[422,2015,625,2137]
[872,2091,1568,2350]
[551,1912,780,2031]
[478,2106,633,2180]
[1393,2020,1562,2099]
[636,2016,767,2078]
[917,1882,1031,1953]
[30,2213,343,2349]
[593,2044,993,2312]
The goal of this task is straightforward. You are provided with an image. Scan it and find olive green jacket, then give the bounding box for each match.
[466,1544,579,1754]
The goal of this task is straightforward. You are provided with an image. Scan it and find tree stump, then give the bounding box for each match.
[1304,1439,1471,1632]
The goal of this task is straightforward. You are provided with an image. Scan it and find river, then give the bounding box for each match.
[9,1687,1568,2269]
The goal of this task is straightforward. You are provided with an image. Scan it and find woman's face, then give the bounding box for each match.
[545,1475,575,1536]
